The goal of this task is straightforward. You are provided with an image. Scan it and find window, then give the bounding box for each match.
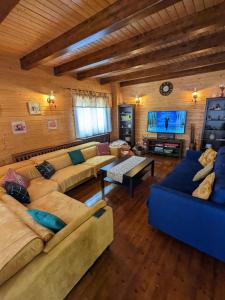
[73,91,112,138]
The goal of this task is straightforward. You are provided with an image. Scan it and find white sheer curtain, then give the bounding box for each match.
[73,90,112,138]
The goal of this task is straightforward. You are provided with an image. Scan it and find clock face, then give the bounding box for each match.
[159,82,173,96]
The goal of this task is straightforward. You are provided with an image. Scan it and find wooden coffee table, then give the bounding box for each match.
[100,155,154,198]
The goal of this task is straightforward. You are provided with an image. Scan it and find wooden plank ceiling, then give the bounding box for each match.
[1,0,225,86]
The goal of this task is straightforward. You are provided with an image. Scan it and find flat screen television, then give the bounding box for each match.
[147,110,187,134]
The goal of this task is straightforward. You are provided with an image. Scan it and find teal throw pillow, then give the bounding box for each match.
[68,149,85,165]
[27,209,66,233]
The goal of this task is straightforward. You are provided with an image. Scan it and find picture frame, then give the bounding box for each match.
[27,101,41,115]
[48,119,58,130]
[11,121,27,134]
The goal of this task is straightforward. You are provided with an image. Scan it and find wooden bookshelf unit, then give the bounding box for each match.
[143,137,184,158]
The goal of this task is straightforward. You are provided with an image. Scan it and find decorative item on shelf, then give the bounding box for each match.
[135,95,142,105]
[192,88,198,104]
[219,84,225,97]
[189,124,197,150]
[47,91,56,109]
[159,81,173,96]
[27,101,41,115]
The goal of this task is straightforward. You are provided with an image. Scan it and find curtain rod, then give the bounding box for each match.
[64,88,111,95]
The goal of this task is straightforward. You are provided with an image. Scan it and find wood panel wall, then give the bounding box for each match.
[120,70,225,150]
[0,55,111,165]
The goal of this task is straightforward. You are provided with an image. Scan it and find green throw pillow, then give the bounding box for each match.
[193,161,214,182]
[27,209,66,233]
[68,149,85,165]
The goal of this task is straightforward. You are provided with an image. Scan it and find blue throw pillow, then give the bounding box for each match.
[68,150,85,165]
[27,209,66,233]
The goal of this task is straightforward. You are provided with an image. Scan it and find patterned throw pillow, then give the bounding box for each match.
[5,181,30,204]
[199,148,217,167]
[35,161,55,179]
[27,209,66,233]
[2,168,30,188]
[193,161,214,182]
[192,172,215,200]
[96,142,110,155]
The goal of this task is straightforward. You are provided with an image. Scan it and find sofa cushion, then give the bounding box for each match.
[17,165,42,180]
[68,150,85,165]
[44,197,107,253]
[81,146,97,160]
[47,154,72,171]
[199,148,217,167]
[36,161,56,179]
[5,182,30,204]
[83,155,116,175]
[28,191,100,223]
[29,149,67,164]
[1,194,54,242]
[28,209,66,233]
[50,165,93,193]
[212,146,225,204]
[160,159,202,194]
[214,147,225,176]
[27,190,107,253]
[193,161,214,181]
[192,172,215,200]
[66,141,100,153]
[27,177,59,202]
[0,201,43,285]
[0,160,33,179]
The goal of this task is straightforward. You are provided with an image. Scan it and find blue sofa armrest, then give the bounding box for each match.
[186,149,201,161]
[148,184,225,262]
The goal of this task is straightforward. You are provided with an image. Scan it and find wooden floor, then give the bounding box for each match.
[66,156,225,300]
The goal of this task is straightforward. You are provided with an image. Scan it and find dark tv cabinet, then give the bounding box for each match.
[201,97,225,151]
[143,137,184,158]
[118,104,135,146]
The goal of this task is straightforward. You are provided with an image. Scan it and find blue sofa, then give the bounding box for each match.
[148,147,225,262]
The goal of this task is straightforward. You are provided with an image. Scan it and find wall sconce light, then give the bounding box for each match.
[47,91,56,108]
[192,88,198,104]
[135,95,142,105]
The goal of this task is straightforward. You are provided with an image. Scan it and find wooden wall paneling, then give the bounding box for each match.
[120,69,225,151]
[0,56,111,165]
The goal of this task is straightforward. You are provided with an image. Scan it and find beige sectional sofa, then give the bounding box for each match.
[0,142,117,300]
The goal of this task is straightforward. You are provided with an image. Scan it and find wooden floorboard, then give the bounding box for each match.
[65,155,225,300]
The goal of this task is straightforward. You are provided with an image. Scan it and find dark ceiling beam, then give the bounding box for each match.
[100,51,225,84]
[77,30,225,80]
[20,0,172,70]
[0,0,20,23]
[54,2,225,76]
[120,62,225,87]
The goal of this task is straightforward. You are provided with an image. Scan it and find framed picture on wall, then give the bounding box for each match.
[48,119,58,130]
[11,121,27,134]
[27,101,41,115]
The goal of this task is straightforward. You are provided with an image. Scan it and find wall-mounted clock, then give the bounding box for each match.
[159,81,173,96]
